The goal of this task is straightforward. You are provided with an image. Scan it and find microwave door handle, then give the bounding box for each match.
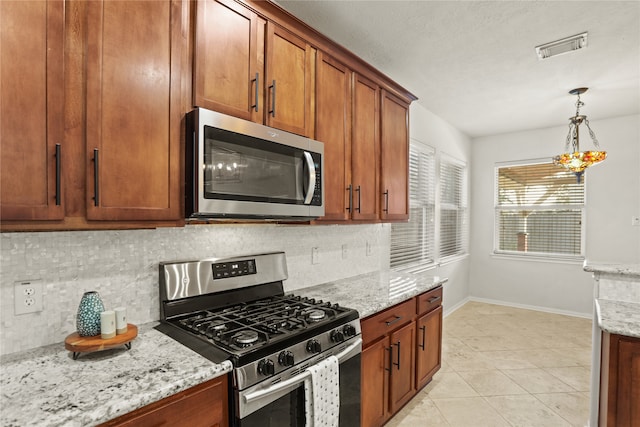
[303,151,316,205]
[244,337,362,404]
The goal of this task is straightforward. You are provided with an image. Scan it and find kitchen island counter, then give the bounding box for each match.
[299,270,447,318]
[0,323,232,427]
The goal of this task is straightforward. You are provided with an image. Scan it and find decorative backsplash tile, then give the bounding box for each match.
[0,223,390,355]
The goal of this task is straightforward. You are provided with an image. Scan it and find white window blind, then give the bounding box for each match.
[390,142,436,271]
[439,155,468,259]
[495,161,585,258]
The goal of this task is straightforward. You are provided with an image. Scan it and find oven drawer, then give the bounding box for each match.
[417,286,443,316]
[362,298,416,347]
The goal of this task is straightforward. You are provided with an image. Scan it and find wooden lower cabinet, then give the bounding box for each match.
[99,375,228,427]
[361,286,443,426]
[600,333,640,427]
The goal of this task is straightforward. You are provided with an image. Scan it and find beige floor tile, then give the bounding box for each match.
[544,366,591,392]
[446,350,497,371]
[385,397,450,427]
[426,372,479,399]
[502,368,577,393]
[433,397,510,427]
[486,395,571,427]
[506,349,583,368]
[534,392,590,427]
[478,350,538,370]
[457,370,529,396]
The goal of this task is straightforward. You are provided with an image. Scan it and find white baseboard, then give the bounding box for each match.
[443,296,471,318]
[466,296,592,319]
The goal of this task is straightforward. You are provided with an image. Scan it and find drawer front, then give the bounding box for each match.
[417,286,443,316]
[362,298,416,347]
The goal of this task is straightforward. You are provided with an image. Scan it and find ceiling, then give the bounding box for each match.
[275,0,640,138]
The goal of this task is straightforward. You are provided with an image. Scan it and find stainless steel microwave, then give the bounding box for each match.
[185,108,324,220]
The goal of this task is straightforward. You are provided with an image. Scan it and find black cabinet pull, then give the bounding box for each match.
[428,296,441,304]
[385,315,402,326]
[385,346,392,373]
[268,80,276,117]
[393,341,401,370]
[419,325,426,350]
[355,185,361,213]
[55,144,61,206]
[92,148,99,206]
[346,184,353,213]
[383,190,389,213]
[251,72,259,112]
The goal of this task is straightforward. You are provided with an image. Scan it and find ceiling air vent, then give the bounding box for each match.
[535,32,588,60]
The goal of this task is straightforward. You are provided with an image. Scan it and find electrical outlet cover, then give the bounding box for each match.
[14,280,43,315]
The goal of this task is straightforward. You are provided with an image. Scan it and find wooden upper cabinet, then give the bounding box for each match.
[351,73,379,221]
[265,23,316,137]
[380,90,410,221]
[315,52,352,221]
[0,0,65,221]
[194,0,265,123]
[85,0,183,221]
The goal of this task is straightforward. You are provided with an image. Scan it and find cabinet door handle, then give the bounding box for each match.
[251,72,259,112]
[268,80,276,117]
[355,185,361,213]
[419,325,426,350]
[383,190,389,213]
[385,346,392,373]
[385,315,402,326]
[428,296,441,304]
[393,341,401,370]
[55,144,61,206]
[92,148,99,206]
[346,184,353,213]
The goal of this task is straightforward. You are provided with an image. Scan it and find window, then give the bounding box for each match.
[439,155,468,259]
[390,141,436,271]
[495,160,585,259]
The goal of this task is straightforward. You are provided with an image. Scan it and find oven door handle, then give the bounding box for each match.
[243,337,362,404]
[303,151,316,205]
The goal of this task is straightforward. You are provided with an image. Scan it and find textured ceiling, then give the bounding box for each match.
[276,0,640,138]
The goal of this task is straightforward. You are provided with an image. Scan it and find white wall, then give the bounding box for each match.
[410,103,472,314]
[469,114,640,316]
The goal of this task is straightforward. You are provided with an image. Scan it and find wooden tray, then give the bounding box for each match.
[65,324,138,360]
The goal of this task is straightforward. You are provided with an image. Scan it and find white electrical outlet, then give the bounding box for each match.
[311,247,320,265]
[341,244,348,259]
[14,280,43,315]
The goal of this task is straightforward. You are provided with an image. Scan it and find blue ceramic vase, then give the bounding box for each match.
[76,291,105,336]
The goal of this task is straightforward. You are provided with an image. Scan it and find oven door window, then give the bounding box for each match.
[203,126,307,205]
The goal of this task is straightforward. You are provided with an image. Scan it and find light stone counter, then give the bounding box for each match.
[0,323,232,427]
[595,299,640,339]
[299,270,447,318]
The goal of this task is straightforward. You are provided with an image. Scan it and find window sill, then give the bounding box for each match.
[491,251,584,265]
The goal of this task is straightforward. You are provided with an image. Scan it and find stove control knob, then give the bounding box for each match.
[330,330,344,343]
[258,359,275,376]
[343,324,357,337]
[278,351,295,367]
[306,339,322,354]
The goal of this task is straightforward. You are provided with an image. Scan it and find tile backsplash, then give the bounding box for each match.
[0,223,390,355]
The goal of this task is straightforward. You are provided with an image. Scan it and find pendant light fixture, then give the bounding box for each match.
[553,87,606,183]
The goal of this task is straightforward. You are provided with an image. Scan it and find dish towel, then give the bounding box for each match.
[304,355,340,427]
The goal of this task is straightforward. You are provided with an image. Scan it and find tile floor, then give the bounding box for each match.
[387,301,593,427]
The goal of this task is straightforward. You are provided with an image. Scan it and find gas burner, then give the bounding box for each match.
[307,309,326,322]
[233,330,259,346]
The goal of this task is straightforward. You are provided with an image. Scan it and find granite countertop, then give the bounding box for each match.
[595,299,640,339]
[583,262,640,276]
[0,323,232,427]
[299,270,447,318]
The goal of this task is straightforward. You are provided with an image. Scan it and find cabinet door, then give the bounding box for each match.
[86,0,183,221]
[380,90,409,221]
[315,52,351,221]
[194,0,265,123]
[0,0,64,220]
[361,338,389,427]
[416,306,443,390]
[617,338,640,426]
[389,320,416,414]
[351,73,379,221]
[265,23,315,137]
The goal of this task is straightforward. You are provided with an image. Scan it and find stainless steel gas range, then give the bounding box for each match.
[155,252,361,427]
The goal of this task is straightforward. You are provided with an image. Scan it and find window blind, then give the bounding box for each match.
[390,142,436,271]
[495,161,585,257]
[439,155,468,259]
